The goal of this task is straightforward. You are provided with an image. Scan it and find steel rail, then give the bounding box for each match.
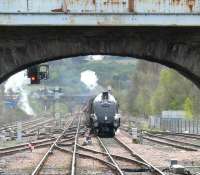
[77,144,149,167]
[70,115,81,175]
[0,134,75,154]
[0,138,55,152]
[147,131,200,140]
[97,137,124,175]
[62,130,85,136]
[145,132,200,148]
[0,117,46,132]
[18,117,48,128]
[143,136,197,151]
[175,133,200,140]
[0,139,55,157]
[31,118,74,175]
[23,118,54,133]
[0,137,74,157]
[114,136,165,175]
[55,145,117,171]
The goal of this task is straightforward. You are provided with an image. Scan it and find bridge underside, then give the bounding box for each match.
[0,26,200,88]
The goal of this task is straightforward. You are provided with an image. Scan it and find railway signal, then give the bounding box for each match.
[27,64,49,84]
[30,74,40,84]
[27,66,40,84]
[39,64,49,80]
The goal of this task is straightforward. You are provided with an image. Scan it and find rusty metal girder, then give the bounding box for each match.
[0,0,200,26]
[0,0,199,13]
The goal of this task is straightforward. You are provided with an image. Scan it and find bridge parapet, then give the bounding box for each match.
[0,0,199,13]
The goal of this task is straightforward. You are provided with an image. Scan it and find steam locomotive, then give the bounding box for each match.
[84,91,120,137]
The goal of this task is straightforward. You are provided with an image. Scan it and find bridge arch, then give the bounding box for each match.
[0,27,200,88]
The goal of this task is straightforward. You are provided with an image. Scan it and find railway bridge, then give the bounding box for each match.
[1,0,200,87]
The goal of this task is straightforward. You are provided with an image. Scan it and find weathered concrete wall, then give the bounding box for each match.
[0,27,200,88]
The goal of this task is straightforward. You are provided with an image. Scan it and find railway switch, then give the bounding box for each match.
[39,64,49,80]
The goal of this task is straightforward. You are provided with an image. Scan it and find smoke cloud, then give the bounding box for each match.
[4,70,35,116]
[81,70,98,90]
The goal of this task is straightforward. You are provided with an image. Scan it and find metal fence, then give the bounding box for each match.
[149,117,200,134]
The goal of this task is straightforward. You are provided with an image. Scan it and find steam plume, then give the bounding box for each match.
[4,70,35,116]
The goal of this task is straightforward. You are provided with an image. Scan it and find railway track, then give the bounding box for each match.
[155,133,200,146]
[0,117,55,136]
[31,114,82,175]
[31,121,166,175]
[148,131,200,140]
[0,117,46,132]
[0,137,78,157]
[97,136,164,175]
[22,118,55,134]
[121,128,200,151]
[72,126,165,175]
[1,115,167,175]
[52,116,159,175]
[98,137,133,175]
[0,117,62,146]
[0,138,55,157]
[144,132,200,151]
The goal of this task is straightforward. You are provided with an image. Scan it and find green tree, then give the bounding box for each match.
[151,69,190,114]
[184,97,193,119]
[127,60,161,116]
[128,60,200,118]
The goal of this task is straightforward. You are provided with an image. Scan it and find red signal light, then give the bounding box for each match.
[30,75,39,84]
[31,76,36,81]
[27,65,43,84]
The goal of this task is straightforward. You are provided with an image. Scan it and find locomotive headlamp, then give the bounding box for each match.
[114,114,121,120]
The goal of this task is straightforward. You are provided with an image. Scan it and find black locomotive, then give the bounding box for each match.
[84,91,120,137]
